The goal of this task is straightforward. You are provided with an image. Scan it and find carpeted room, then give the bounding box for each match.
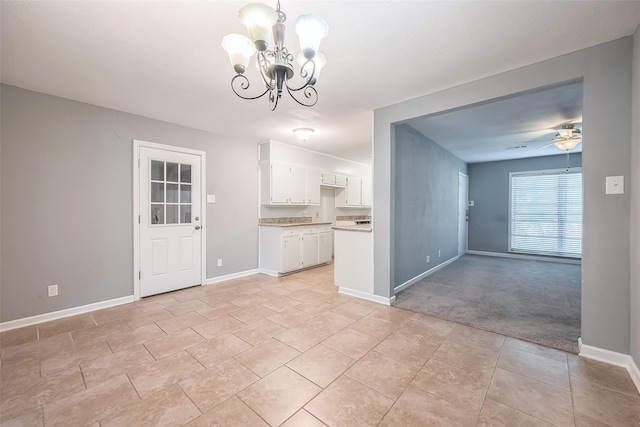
[392,82,583,354]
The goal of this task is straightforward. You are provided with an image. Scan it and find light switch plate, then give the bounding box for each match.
[605,176,624,195]
[207,195,216,203]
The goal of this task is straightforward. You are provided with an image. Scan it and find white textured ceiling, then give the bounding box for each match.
[2,1,640,164]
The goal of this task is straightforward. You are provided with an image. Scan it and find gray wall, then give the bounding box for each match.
[0,85,259,322]
[630,26,640,365]
[374,37,632,354]
[394,124,467,287]
[468,153,582,254]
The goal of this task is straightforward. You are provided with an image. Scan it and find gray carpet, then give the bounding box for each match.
[394,254,581,353]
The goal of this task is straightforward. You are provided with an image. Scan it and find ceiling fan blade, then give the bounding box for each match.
[537,142,556,149]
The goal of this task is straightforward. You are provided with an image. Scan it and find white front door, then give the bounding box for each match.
[458,172,469,256]
[138,144,204,297]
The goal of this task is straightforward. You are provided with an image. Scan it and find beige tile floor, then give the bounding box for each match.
[2,264,639,426]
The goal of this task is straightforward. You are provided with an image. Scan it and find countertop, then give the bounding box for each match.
[259,221,334,227]
[332,224,373,233]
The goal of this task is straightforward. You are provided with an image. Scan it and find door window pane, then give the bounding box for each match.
[149,159,194,226]
[166,205,179,224]
[151,160,164,181]
[180,164,192,183]
[151,183,164,203]
[180,184,192,203]
[167,162,179,182]
[181,205,192,224]
[167,183,178,203]
[151,204,164,224]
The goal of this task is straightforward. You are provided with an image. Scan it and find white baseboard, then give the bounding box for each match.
[338,287,396,306]
[629,356,640,394]
[467,250,581,265]
[0,295,135,332]
[394,256,459,294]
[257,268,279,277]
[206,268,261,285]
[578,338,640,394]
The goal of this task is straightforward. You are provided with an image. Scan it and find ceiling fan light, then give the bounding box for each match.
[554,138,581,151]
[222,34,256,73]
[293,127,315,141]
[294,14,328,59]
[239,3,277,50]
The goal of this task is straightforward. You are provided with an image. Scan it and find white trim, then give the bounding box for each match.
[578,338,640,394]
[258,268,279,277]
[394,256,459,293]
[338,287,396,306]
[0,296,135,332]
[629,357,640,394]
[466,250,581,265]
[206,269,261,285]
[133,139,207,300]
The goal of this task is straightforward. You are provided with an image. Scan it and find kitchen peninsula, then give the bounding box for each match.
[332,217,377,302]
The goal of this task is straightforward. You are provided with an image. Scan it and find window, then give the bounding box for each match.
[509,168,582,258]
[150,160,192,225]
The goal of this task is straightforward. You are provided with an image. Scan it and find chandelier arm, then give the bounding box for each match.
[269,90,279,111]
[257,51,276,90]
[286,59,316,92]
[230,74,271,100]
[285,83,318,107]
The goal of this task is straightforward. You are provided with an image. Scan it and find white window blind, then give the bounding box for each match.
[509,168,582,258]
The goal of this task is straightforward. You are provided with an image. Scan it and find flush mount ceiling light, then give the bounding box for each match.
[553,124,582,151]
[222,1,328,111]
[293,127,315,142]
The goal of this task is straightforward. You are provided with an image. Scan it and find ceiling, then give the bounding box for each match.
[407,81,583,164]
[2,1,640,164]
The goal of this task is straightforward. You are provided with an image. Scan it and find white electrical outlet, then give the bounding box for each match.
[426,255,430,263]
[48,285,58,297]
[217,258,223,267]
[438,250,441,257]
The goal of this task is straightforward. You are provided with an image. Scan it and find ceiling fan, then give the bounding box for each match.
[537,124,582,151]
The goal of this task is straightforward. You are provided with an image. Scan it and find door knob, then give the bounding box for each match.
[194,225,201,230]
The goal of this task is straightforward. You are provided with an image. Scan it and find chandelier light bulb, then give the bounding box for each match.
[294,14,329,59]
[222,34,256,74]
[238,3,277,50]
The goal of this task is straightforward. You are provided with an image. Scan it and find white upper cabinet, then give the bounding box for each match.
[306,169,321,205]
[336,176,372,208]
[361,177,372,207]
[345,177,362,207]
[261,162,321,206]
[289,165,306,204]
[321,172,347,188]
[269,163,290,204]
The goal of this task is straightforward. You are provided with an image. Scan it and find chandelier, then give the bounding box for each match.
[222,1,328,111]
[553,124,582,151]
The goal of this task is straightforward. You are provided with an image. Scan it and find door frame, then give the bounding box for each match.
[458,172,469,257]
[133,139,207,300]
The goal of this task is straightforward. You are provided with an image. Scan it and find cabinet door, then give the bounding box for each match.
[302,232,319,267]
[345,177,362,206]
[270,163,290,204]
[289,165,306,204]
[335,174,347,187]
[361,177,372,207]
[321,172,336,185]
[306,169,321,205]
[318,231,333,263]
[281,235,301,272]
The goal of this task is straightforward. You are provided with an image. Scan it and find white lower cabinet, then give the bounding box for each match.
[281,233,302,273]
[260,225,333,275]
[301,229,319,268]
[318,229,333,264]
